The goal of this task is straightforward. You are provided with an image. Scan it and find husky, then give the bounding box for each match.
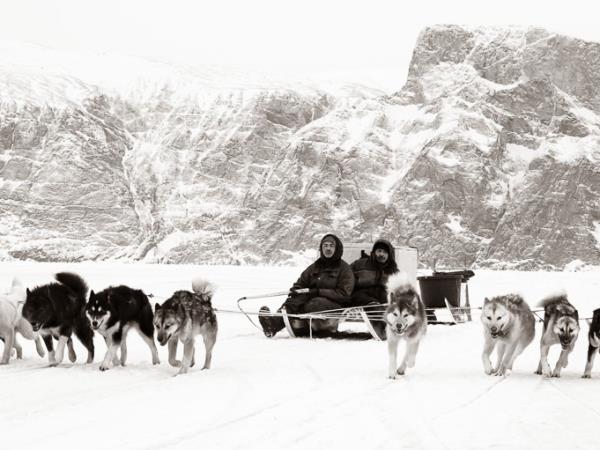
[582,308,600,378]
[153,278,218,375]
[0,278,46,364]
[535,294,580,378]
[22,272,94,366]
[85,286,160,371]
[385,274,427,379]
[481,294,535,376]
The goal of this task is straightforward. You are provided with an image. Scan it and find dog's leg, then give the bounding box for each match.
[138,328,160,366]
[120,338,128,367]
[43,335,56,366]
[168,338,181,367]
[116,327,128,367]
[201,330,217,370]
[74,319,94,364]
[52,335,69,366]
[67,337,76,363]
[34,336,46,358]
[102,327,123,371]
[482,334,496,375]
[552,345,573,378]
[177,340,195,375]
[13,334,23,359]
[502,341,526,375]
[387,334,399,379]
[100,336,119,371]
[494,342,506,374]
[0,328,15,364]
[405,338,420,370]
[539,342,552,377]
[496,341,518,376]
[582,344,598,378]
[397,339,417,376]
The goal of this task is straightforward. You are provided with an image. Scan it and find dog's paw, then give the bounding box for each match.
[534,369,542,375]
[48,362,59,368]
[99,364,111,371]
[0,359,9,365]
[551,371,561,378]
[169,359,182,368]
[582,373,592,379]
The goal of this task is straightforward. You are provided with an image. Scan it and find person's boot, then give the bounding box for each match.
[258,306,277,338]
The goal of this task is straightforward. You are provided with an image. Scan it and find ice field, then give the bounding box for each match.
[1,261,600,450]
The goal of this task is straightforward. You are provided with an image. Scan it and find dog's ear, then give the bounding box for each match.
[483,297,490,304]
[411,294,420,307]
[26,288,31,296]
[154,303,161,312]
[89,290,95,299]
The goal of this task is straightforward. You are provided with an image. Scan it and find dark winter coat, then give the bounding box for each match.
[350,239,399,304]
[290,234,354,305]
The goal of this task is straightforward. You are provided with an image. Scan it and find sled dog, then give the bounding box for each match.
[535,294,579,378]
[385,274,427,378]
[481,294,535,376]
[0,278,45,364]
[22,272,94,366]
[154,278,218,375]
[85,285,160,371]
[582,308,600,378]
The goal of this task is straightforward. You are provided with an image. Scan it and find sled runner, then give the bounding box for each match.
[238,294,386,340]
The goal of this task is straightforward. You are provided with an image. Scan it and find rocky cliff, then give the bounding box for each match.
[1,26,599,269]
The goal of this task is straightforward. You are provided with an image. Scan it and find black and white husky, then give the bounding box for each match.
[85,286,160,371]
[582,308,600,378]
[22,272,94,366]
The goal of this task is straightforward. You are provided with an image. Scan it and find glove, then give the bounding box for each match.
[289,287,310,296]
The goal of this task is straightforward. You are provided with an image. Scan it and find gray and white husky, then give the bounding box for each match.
[481,294,535,376]
[535,294,579,378]
[385,274,427,379]
[153,278,218,375]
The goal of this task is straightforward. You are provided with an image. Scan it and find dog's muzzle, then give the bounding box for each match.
[559,336,572,349]
[157,333,170,346]
[391,323,406,336]
[490,326,503,339]
[91,320,99,330]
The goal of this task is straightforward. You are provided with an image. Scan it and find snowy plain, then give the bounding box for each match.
[1,262,600,450]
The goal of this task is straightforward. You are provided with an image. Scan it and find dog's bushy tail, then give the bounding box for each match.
[192,277,216,297]
[55,272,88,298]
[386,272,416,297]
[537,291,568,309]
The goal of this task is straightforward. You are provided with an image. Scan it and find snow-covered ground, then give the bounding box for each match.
[1,262,600,450]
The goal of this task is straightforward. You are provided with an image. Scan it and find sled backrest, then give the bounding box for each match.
[343,243,418,285]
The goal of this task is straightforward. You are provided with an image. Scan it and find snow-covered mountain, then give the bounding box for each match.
[1,26,600,269]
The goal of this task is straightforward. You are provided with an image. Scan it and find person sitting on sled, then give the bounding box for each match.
[258,234,354,337]
[348,239,399,339]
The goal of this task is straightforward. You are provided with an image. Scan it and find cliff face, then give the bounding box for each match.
[1,26,600,269]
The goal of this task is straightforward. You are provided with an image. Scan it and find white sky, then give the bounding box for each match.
[2,0,600,92]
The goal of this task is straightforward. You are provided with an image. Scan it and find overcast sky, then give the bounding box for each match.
[2,0,600,92]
